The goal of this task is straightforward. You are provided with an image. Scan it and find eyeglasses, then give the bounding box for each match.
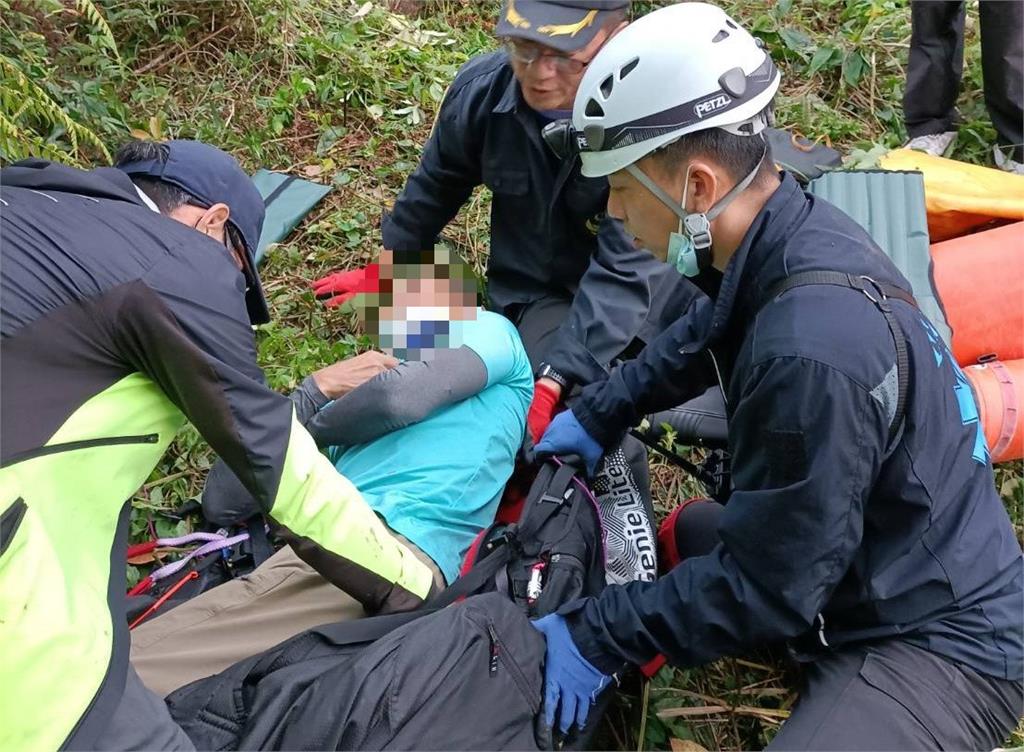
[503,39,590,75]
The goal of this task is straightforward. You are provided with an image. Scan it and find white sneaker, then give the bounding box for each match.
[993,145,1024,175]
[904,131,957,157]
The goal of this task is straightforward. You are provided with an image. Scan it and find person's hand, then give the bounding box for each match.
[532,613,612,735]
[535,409,603,476]
[527,378,563,443]
[311,263,379,308]
[310,350,398,400]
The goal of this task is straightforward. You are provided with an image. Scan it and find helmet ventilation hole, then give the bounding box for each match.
[600,74,614,98]
[619,57,640,79]
[713,29,729,43]
[726,19,738,29]
[585,98,605,117]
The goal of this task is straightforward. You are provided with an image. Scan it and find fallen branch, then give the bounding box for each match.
[136,25,232,75]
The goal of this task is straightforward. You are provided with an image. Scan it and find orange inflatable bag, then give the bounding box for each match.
[879,149,1024,241]
[965,359,1024,463]
[930,222,1024,365]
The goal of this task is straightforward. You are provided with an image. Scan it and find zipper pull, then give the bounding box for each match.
[487,623,499,677]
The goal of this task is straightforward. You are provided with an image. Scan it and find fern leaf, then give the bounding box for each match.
[74,0,123,67]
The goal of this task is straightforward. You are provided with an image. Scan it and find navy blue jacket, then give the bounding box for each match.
[382,51,696,384]
[566,173,1023,681]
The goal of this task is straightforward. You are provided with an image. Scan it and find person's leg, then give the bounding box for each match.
[657,497,723,573]
[904,0,965,139]
[88,666,196,751]
[131,533,444,698]
[768,640,1024,751]
[979,0,1024,163]
[508,294,575,374]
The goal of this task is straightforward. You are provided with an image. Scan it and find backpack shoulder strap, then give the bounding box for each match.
[754,271,917,448]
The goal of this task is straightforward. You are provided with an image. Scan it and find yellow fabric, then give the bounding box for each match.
[269,412,434,601]
[878,149,1024,241]
[0,374,184,752]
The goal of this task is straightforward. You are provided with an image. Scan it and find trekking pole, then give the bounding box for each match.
[628,429,718,489]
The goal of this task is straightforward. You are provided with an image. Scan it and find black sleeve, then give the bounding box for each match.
[562,356,889,674]
[572,295,718,447]
[544,216,701,386]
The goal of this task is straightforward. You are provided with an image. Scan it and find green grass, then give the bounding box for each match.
[2,0,1021,748]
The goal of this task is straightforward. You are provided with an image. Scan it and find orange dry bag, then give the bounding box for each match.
[930,222,1024,366]
[879,150,1024,241]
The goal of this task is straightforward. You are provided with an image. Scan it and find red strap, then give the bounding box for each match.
[126,575,155,597]
[129,571,199,630]
[460,529,488,577]
[126,540,158,560]
[989,361,1018,460]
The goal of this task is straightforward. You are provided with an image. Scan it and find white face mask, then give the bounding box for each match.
[404,305,451,321]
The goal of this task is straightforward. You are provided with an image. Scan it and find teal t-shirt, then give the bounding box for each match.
[328,310,533,583]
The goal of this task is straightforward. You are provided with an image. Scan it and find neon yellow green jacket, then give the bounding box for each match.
[0,161,433,750]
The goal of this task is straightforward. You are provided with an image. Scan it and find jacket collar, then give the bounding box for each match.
[707,171,809,343]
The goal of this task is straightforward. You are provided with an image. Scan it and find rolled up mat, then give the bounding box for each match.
[965,359,1024,463]
[878,149,1024,242]
[930,222,1024,365]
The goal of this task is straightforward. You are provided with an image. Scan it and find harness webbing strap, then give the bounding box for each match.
[756,271,919,448]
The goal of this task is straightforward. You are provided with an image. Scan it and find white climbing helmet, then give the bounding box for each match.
[571,2,781,178]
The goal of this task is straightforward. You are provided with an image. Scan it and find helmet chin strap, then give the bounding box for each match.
[624,142,767,276]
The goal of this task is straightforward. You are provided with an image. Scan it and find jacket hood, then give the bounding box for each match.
[2,159,146,206]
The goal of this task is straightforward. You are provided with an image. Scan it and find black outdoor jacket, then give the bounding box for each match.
[567,173,1024,683]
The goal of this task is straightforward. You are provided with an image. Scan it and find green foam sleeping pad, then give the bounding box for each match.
[251,170,332,266]
[808,169,952,346]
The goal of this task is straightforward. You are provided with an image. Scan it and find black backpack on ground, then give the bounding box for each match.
[165,458,610,750]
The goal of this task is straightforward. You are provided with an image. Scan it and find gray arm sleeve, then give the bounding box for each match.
[290,375,331,425]
[306,345,488,448]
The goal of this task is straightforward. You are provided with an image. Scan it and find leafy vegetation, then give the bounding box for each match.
[2,0,1020,748]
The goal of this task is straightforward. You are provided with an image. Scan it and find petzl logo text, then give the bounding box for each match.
[694,93,731,119]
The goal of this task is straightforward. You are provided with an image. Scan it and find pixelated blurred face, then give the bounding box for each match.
[360,250,478,360]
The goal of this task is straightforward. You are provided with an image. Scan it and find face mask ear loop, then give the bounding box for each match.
[704,142,768,222]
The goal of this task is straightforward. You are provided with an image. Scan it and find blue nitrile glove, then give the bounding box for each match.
[532,613,612,735]
[535,409,603,476]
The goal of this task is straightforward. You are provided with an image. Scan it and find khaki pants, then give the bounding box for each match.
[130,535,444,698]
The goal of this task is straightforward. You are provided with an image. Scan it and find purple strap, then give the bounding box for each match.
[155,532,228,548]
[149,533,250,583]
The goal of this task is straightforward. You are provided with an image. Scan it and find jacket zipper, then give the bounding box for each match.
[485,621,540,713]
[1,433,159,469]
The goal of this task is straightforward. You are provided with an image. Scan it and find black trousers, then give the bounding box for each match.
[904,0,1024,161]
[670,500,1024,751]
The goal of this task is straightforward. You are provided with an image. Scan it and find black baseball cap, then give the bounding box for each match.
[495,0,628,53]
[116,140,270,325]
